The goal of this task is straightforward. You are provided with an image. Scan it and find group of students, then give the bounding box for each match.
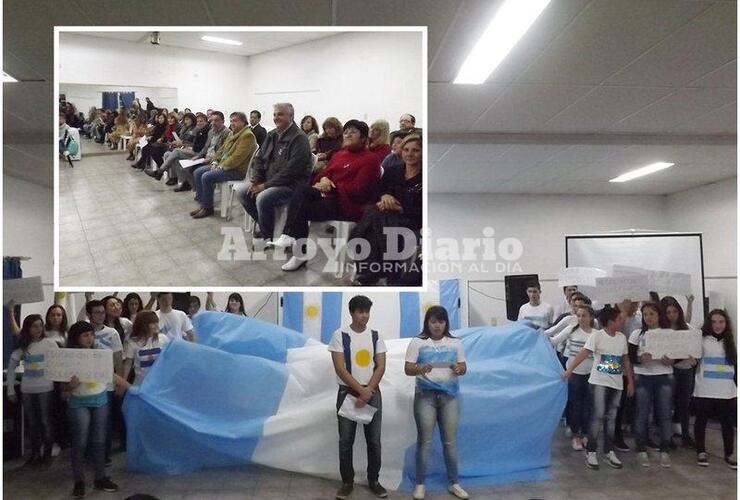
[4,291,259,499]
[67,97,423,285]
[518,281,737,471]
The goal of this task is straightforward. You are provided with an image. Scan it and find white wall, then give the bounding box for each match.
[666,178,737,322]
[59,31,423,128]
[3,177,54,318]
[60,83,178,115]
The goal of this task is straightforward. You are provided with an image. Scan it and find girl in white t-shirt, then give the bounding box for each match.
[123,311,170,386]
[551,304,595,451]
[45,304,68,347]
[7,314,60,467]
[564,305,634,470]
[405,306,469,500]
[628,302,675,468]
[693,309,737,469]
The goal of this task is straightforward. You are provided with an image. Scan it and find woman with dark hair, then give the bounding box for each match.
[225,293,247,316]
[45,304,69,347]
[694,309,737,468]
[7,314,59,467]
[628,302,674,468]
[351,135,422,285]
[131,111,167,170]
[314,117,343,172]
[404,306,468,500]
[64,321,127,498]
[123,311,169,386]
[147,112,198,182]
[300,115,320,151]
[660,295,699,447]
[122,293,145,323]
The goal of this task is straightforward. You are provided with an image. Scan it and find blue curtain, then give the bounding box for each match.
[102,92,118,110]
[3,258,22,368]
[120,92,135,108]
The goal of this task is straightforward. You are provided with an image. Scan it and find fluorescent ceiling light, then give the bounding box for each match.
[201,35,242,46]
[454,0,551,84]
[3,71,18,83]
[609,162,675,183]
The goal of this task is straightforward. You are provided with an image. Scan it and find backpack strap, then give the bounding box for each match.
[371,330,378,368]
[341,331,352,374]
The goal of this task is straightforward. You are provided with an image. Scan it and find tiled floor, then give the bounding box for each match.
[4,424,736,499]
[58,140,353,287]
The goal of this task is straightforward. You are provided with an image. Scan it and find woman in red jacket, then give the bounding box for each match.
[273,120,381,272]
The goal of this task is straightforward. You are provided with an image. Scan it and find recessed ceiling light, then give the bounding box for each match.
[3,72,18,83]
[201,35,243,46]
[454,0,551,84]
[609,162,675,183]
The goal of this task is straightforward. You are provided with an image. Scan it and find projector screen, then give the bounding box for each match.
[566,233,706,326]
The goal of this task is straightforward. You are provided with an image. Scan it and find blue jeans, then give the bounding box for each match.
[69,402,109,482]
[634,373,674,452]
[237,183,293,239]
[22,391,54,457]
[567,373,591,436]
[336,386,382,485]
[414,389,459,485]
[193,165,244,209]
[587,384,622,453]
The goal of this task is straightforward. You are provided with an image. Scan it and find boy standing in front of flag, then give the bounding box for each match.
[328,295,388,499]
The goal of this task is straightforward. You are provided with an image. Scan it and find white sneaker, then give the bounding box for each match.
[273,234,296,249]
[447,484,469,499]
[605,450,622,469]
[660,452,671,468]
[412,484,425,500]
[51,443,61,457]
[571,437,584,451]
[585,451,599,469]
[281,256,307,272]
[638,451,650,468]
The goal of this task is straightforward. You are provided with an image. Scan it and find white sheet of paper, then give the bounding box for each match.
[44,348,113,383]
[591,275,651,303]
[642,328,703,359]
[337,394,377,424]
[179,158,206,169]
[138,137,148,148]
[173,132,180,143]
[558,267,608,287]
[3,276,44,304]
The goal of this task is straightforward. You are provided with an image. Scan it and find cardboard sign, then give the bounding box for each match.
[3,276,44,304]
[591,275,651,303]
[44,349,113,383]
[611,265,692,295]
[641,328,703,359]
[558,267,607,287]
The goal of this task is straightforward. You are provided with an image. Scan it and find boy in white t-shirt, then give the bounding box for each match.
[564,305,634,471]
[155,293,196,342]
[517,280,554,329]
[328,296,388,500]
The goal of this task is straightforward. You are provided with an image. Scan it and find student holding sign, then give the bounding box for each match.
[693,310,737,469]
[628,303,674,468]
[6,314,60,467]
[63,321,130,499]
[405,306,469,500]
[563,305,634,471]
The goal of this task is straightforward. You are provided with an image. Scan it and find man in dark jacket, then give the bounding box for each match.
[237,102,311,242]
[249,110,267,149]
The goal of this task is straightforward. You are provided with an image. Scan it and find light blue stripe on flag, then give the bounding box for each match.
[321,293,342,344]
[440,279,460,330]
[704,371,734,379]
[282,293,303,333]
[704,357,729,364]
[400,292,421,338]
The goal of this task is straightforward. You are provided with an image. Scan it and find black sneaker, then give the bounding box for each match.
[335,483,353,499]
[165,177,178,186]
[72,481,85,499]
[725,457,737,469]
[368,482,388,498]
[93,477,118,493]
[697,452,709,467]
[646,439,660,451]
[613,440,630,452]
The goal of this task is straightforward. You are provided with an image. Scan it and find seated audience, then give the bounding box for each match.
[368,119,391,164]
[390,113,422,141]
[248,110,267,148]
[150,113,209,185]
[107,109,129,150]
[190,112,257,219]
[146,112,197,183]
[300,115,320,151]
[236,102,312,243]
[130,112,167,170]
[173,111,229,192]
[274,120,381,271]
[351,134,422,285]
[381,132,407,172]
[313,117,343,173]
[125,112,150,161]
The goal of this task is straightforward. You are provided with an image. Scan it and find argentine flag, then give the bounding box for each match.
[123,311,565,492]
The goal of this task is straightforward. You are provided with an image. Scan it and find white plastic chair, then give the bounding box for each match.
[220,145,260,219]
[327,220,357,279]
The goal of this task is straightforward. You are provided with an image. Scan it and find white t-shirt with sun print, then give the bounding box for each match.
[328,325,387,386]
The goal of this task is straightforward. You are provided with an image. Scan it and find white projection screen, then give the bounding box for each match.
[566,233,706,323]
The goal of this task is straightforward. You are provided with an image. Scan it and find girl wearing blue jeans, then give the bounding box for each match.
[63,321,130,499]
[405,306,468,500]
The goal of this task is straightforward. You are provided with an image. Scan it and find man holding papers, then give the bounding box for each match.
[173,111,229,192]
